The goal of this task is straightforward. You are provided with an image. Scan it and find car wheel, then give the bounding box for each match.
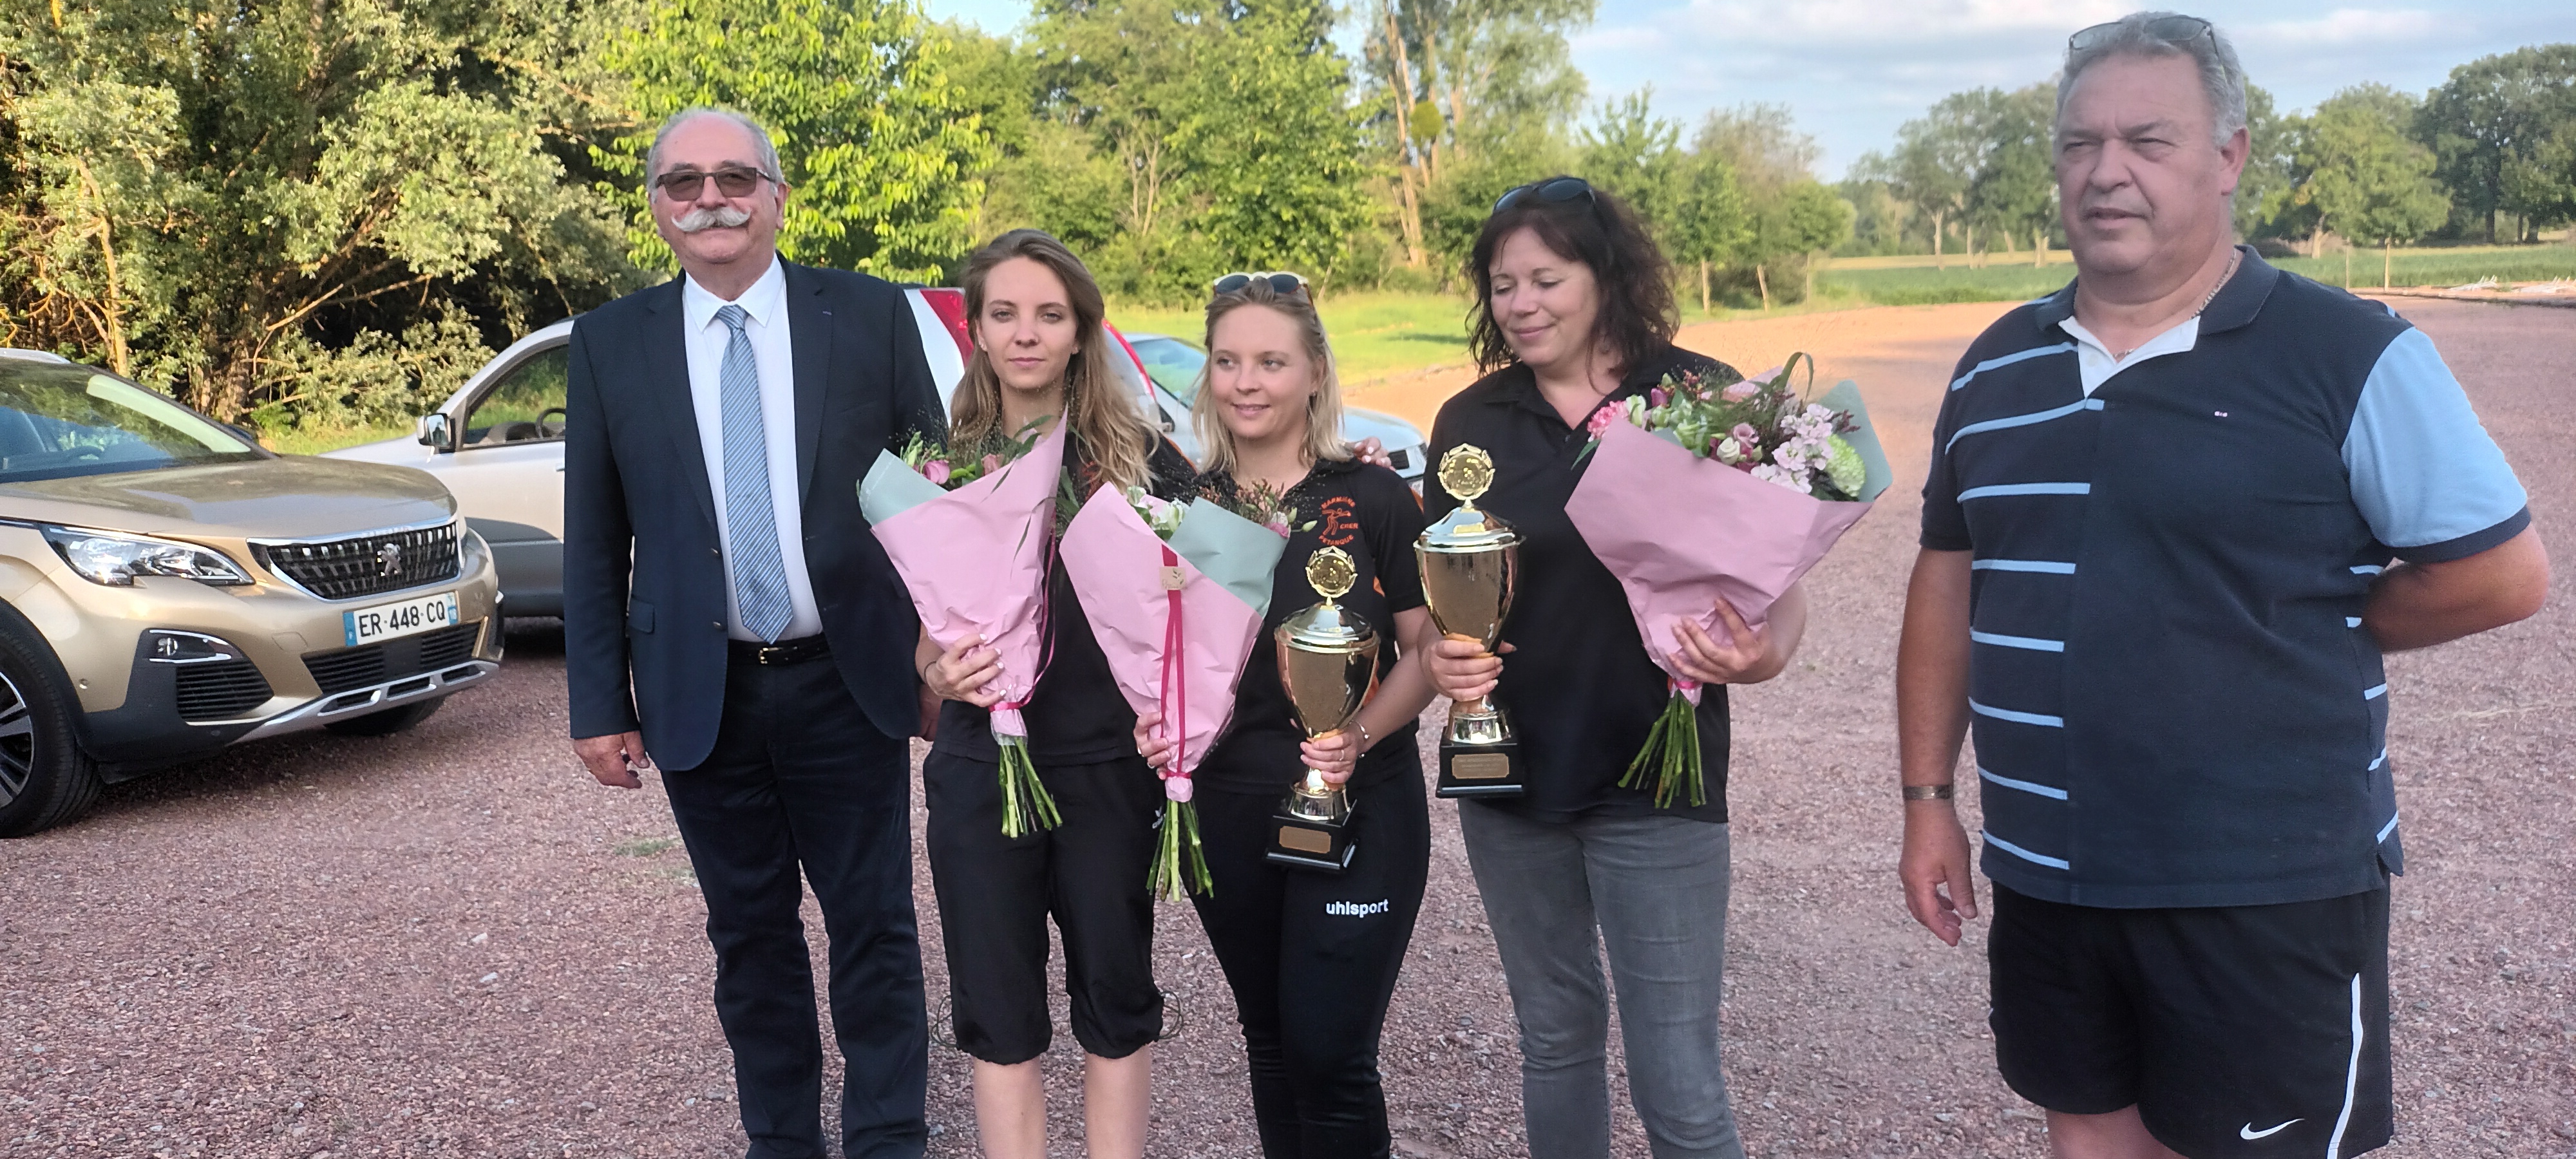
[0,614,103,837]
[322,699,443,737]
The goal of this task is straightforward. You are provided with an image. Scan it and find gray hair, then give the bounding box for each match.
[2056,12,2249,149]
[644,106,784,184]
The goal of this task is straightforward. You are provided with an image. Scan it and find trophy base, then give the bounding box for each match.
[1437,717,1526,800]
[1266,810,1357,873]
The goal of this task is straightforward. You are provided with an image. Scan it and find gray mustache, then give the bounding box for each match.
[675,205,752,232]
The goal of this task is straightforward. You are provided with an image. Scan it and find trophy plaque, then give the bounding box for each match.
[1267,547,1377,872]
[1416,445,1526,798]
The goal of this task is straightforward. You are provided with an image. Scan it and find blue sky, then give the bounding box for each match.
[917,0,2573,180]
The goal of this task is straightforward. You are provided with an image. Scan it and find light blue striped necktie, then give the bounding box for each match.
[713,303,793,643]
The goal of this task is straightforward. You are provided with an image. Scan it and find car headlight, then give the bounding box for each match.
[40,525,252,587]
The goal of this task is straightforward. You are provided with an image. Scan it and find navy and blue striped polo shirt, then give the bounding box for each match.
[1921,249,2530,909]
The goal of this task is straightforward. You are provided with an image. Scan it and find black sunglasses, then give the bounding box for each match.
[653,166,775,201]
[2069,15,2213,53]
[1493,176,1596,213]
[1211,271,1309,297]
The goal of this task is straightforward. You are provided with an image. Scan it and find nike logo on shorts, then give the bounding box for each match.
[2240,1118,2301,1140]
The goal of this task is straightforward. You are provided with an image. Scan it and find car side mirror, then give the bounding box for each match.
[417,413,453,452]
[1157,406,1177,434]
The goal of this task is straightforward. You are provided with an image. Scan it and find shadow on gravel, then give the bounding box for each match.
[79,616,573,828]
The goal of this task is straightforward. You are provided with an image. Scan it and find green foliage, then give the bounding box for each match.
[2416,44,2576,240]
[601,0,996,281]
[0,0,637,424]
[1965,86,2058,255]
[2298,84,2450,250]
[2236,85,2300,240]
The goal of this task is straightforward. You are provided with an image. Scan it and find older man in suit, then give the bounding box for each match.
[565,106,947,1159]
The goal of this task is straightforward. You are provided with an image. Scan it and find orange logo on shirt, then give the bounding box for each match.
[1319,496,1358,547]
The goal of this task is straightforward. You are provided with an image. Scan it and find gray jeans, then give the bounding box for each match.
[1459,802,1742,1159]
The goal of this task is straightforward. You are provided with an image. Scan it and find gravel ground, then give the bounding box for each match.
[3,297,2568,1159]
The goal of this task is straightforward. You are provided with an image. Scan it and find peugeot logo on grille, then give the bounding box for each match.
[377,542,404,577]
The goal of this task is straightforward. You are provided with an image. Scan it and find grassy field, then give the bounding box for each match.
[263,420,413,457]
[1821,242,2576,305]
[1110,290,1480,382]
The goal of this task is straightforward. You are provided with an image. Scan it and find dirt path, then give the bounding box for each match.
[3,299,2566,1158]
[1344,301,2026,433]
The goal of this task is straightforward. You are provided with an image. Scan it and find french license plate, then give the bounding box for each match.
[343,591,460,647]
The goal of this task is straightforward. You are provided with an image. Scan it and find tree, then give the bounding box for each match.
[601,0,996,283]
[1359,0,1593,268]
[2235,84,2298,240]
[1669,151,1749,313]
[1742,181,1852,307]
[1578,91,1685,240]
[1887,91,1994,266]
[0,0,636,426]
[1967,84,2056,266]
[2299,85,2449,288]
[1178,0,1378,290]
[2415,45,2576,241]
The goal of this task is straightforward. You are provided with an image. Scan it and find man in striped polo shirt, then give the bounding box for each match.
[1894,13,2550,1159]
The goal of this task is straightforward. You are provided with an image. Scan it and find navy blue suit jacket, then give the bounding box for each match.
[563,259,947,769]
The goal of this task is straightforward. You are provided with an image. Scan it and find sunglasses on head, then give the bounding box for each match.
[1493,176,1596,213]
[1211,271,1309,298]
[2069,14,2213,53]
[652,165,775,201]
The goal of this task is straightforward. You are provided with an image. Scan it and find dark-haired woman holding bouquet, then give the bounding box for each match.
[1132,272,1438,1159]
[1419,178,1810,1158]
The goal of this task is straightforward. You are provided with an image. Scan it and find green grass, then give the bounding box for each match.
[1821,243,2576,306]
[262,420,415,456]
[612,836,681,858]
[1112,290,1477,382]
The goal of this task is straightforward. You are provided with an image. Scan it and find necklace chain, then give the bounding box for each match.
[2111,249,2242,361]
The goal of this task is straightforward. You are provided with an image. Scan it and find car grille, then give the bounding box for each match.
[257,523,460,601]
[175,659,273,721]
[305,621,482,694]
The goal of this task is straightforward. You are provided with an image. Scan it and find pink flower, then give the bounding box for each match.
[1163,773,1194,802]
[922,459,951,485]
[981,453,1005,475]
[1732,422,1759,446]
[1263,515,1291,538]
[1585,406,1621,438]
[1649,386,1670,409]
[1721,379,1759,402]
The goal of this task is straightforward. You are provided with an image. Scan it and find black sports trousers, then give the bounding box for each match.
[659,652,927,1159]
[1190,755,1431,1159]
[922,749,1164,1064]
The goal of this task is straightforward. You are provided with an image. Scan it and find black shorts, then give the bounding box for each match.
[923,749,1164,1065]
[1988,883,2392,1157]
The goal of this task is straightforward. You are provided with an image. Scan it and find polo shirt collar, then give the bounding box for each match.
[680,252,788,335]
[1481,350,1680,424]
[2032,244,2277,337]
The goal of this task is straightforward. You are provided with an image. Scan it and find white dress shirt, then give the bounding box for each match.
[680,257,825,641]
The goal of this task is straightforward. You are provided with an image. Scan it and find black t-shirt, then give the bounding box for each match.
[1195,457,1429,795]
[1423,344,1743,824]
[932,433,1199,766]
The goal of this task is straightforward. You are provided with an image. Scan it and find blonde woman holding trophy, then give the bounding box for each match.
[1131,272,1438,1159]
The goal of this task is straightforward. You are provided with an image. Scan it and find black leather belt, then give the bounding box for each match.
[728,635,830,666]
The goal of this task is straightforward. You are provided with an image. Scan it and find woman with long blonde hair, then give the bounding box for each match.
[918,229,1195,1159]
[1132,272,1439,1158]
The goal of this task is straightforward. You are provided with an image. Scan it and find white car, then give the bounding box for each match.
[1119,332,1429,485]
[327,289,1429,617]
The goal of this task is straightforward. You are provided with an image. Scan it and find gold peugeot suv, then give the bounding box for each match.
[0,351,503,836]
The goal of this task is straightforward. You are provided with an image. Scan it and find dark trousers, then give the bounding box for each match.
[922,749,1165,1064]
[1191,757,1431,1159]
[661,654,927,1159]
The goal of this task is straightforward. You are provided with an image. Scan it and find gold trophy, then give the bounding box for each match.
[1416,445,1525,798]
[1266,547,1377,872]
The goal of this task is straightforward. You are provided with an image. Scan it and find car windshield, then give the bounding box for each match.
[0,363,261,484]
[1129,336,1206,406]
